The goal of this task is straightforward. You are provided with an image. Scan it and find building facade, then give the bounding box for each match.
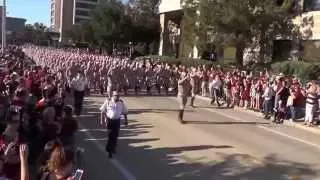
[295,0,320,60]
[50,0,98,43]
[158,0,183,57]
[159,0,320,61]
[0,6,26,42]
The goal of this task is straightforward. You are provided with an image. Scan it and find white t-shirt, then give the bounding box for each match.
[100,99,128,120]
[210,79,222,90]
[71,77,87,92]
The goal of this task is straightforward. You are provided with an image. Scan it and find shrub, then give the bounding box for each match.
[136,55,236,68]
[136,55,215,66]
[271,61,320,83]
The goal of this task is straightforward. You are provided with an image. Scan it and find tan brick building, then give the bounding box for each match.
[50,0,98,43]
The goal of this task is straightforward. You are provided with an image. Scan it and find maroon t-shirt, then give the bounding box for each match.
[25,78,32,91]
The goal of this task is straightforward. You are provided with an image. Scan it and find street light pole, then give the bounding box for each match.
[1,0,6,53]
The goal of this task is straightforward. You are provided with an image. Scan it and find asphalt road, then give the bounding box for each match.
[74,94,320,180]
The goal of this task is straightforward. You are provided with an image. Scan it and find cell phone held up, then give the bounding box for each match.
[74,169,84,180]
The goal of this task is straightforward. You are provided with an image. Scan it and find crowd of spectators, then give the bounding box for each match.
[0,46,79,180]
[192,66,320,126]
[0,44,319,179]
[22,45,320,127]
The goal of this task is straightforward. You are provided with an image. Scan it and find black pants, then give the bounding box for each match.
[106,119,121,153]
[100,83,104,95]
[74,90,85,116]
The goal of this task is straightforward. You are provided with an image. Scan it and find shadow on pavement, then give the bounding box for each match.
[78,98,319,180]
[129,109,193,115]
[185,121,270,125]
[196,106,234,110]
[88,93,177,98]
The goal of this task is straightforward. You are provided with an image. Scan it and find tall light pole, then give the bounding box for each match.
[1,0,6,53]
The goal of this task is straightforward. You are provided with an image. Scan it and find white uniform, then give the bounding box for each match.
[100,98,128,120]
[99,97,128,157]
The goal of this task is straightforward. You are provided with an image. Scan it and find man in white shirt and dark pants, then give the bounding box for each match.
[71,71,88,116]
[100,91,128,158]
[209,75,222,107]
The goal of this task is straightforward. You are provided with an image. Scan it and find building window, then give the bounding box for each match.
[76,10,90,16]
[304,0,320,12]
[75,18,89,24]
[85,0,98,2]
[76,2,96,9]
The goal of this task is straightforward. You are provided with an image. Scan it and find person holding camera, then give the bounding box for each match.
[304,81,319,126]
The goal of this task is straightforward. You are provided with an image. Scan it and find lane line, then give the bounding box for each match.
[168,97,320,151]
[79,129,108,132]
[203,105,320,151]
[110,159,138,180]
[257,125,320,150]
[79,124,138,180]
[84,138,108,141]
[203,107,250,123]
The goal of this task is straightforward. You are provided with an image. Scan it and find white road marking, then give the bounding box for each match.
[168,97,320,151]
[84,138,108,141]
[203,107,249,123]
[77,114,97,117]
[257,125,320,150]
[203,105,320,151]
[79,124,138,180]
[110,159,138,180]
[79,129,108,132]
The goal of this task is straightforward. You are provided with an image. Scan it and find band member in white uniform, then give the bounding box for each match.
[100,91,128,158]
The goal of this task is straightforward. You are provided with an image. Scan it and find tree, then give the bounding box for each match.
[126,0,160,53]
[90,0,133,50]
[65,25,83,43]
[21,23,50,44]
[182,0,300,65]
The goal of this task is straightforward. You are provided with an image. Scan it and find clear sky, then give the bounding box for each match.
[5,0,50,25]
[2,0,129,27]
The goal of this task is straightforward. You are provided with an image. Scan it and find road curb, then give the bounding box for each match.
[196,95,320,136]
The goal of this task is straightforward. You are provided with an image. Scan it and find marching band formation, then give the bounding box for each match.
[0,45,319,179]
[23,45,320,126]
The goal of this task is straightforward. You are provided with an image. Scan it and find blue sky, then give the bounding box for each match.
[5,0,50,25]
[3,0,129,26]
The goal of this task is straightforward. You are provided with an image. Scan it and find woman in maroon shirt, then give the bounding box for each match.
[10,89,26,123]
[254,79,263,111]
[200,68,209,97]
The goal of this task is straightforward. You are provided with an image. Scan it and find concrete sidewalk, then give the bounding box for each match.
[196,95,320,136]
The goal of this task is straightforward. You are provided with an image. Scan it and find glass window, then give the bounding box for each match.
[76,2,96,9]
[304,0,320,12]
[75,18,89,24]
[85,0,98,2]
[76,10,90,16]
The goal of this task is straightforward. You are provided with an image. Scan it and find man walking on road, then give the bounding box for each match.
[100,91,128,158]
[71,71,88,116]
[177,71,190,124]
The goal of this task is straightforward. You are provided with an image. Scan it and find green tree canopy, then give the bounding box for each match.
[127,0,160,42]
[22,23,50,44]
[182,0,300,65]
[90,0,133,49]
